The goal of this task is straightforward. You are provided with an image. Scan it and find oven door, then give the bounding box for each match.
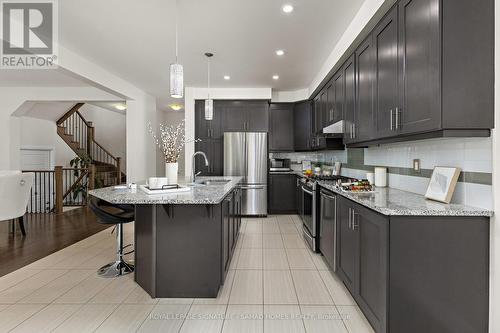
[301,185,314,236]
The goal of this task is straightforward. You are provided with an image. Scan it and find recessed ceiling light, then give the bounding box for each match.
[275,50,285,56]
[114,104,126,111]
[282,4,294,13]
[273,75,279,80]
[169,104,183,111]
[224,75,231,80]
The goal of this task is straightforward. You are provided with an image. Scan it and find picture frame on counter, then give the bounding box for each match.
[425,166,461,204]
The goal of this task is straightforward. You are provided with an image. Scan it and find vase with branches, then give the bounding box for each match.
[148,120,199,184]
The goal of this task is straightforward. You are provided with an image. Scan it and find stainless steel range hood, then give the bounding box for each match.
[323,120,345,134]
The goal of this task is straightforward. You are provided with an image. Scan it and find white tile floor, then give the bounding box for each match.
[0,214,374,333]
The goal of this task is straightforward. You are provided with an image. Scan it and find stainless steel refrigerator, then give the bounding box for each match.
[224,132,267,216]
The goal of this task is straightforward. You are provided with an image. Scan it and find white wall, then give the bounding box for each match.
[80,104,127,172]
[184,87,272,178]
[308,0,387,94]
[271,89,309,103]
[19,117,76,167]
[126,94,157,183]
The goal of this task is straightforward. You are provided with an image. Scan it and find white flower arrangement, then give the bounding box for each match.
[148,120,199,163]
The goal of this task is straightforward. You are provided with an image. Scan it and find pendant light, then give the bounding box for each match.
[205,52,214,120]
[170,0,183,99]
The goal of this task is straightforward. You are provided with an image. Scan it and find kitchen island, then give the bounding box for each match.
[89,176,243,298]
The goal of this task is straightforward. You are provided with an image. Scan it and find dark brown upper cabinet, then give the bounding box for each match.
[333,69,345,124]
[293,100,313,151]
[269,103,294,152]
[220,100,269,132]
[326,82,335,125]
[343,55,356,145]
[316,0,493,147]
[312,95,321,138]
[374,6,399,139]
[195,100,223,139]
[398,0,440,135]
[355,35,376,142]
[313,91,327,135]
[195,138,223,176]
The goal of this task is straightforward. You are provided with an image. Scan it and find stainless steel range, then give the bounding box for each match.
[299,175,349,252]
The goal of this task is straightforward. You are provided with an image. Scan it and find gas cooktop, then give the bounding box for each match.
[305,174,350,182]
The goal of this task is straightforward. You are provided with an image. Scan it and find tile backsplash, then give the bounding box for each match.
[270,137,493,210]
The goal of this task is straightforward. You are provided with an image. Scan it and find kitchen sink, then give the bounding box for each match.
[197,179,231,185]
[188,179,232,186]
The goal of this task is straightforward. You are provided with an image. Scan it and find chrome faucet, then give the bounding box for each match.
[191,151,209,183]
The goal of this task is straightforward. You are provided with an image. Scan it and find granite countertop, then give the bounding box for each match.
[318,181,493,217]
[89,176,243,205]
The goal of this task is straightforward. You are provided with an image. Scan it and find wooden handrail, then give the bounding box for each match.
[56,103,85,125]
[61,169,88,201]
[92,140,118,164]
[75,110,91,127]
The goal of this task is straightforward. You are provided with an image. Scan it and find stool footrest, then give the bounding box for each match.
[98,260,134,278]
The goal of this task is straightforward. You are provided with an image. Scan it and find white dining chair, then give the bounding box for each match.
[0,172,34,236]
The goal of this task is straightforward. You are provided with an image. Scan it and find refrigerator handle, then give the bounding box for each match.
[244,133,248,181]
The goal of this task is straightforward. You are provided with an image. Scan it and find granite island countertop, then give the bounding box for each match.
[89,176,243,205]
[318,181,493,217]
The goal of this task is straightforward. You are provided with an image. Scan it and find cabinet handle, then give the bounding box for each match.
[352,211,359,231]
[395,107,399,130]
[390,109,394,130]
[348,207,352,229]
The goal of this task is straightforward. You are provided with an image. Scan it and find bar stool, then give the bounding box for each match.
[89,198,135,277]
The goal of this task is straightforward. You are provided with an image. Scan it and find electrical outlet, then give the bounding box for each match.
[413,159,421,172]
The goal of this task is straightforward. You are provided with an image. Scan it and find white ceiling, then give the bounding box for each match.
[58,0,365,110]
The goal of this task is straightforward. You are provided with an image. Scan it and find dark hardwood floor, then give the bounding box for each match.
[0,207,109,277]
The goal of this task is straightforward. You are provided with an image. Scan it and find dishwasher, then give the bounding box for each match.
[319,189,337,271]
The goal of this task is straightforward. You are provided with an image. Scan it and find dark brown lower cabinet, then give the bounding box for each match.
[355,203,388,333]
[134,189,241,298]
[319,189,337,270]
[336,196,357,292]
[269,174,297,214]
[336,196,388,333]
[222,189,242,282]
[295,176,303,215]
[335,195,489,333]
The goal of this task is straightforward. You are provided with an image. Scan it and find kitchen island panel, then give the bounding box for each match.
[135,204,223,298]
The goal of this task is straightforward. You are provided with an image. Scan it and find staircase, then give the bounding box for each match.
[57,103,125,187]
